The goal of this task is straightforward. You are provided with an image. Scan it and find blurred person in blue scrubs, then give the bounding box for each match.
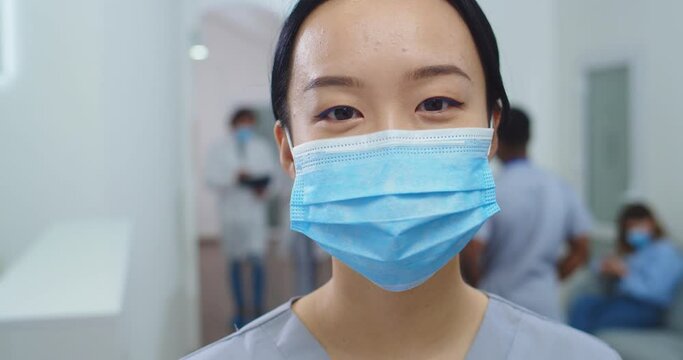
[205,108,278,328]
[569,203,683,334]
[461,108,593,320]
[185,1,619,359]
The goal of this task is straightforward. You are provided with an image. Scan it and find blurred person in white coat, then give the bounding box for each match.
[206,108,278,328]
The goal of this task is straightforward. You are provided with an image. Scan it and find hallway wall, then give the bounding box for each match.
[557,0,683,241]
[0,0,196,358]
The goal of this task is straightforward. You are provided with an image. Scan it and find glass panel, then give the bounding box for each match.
[587,66,630,222]
[0,1,4,75]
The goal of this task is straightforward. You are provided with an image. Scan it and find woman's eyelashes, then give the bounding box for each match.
[314,97,462,122]
[416,97,463,113]
[315,106,363,121]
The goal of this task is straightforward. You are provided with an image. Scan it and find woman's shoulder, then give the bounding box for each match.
[182,295,622,360]
[481,294,622,360]
[641,240,683,263]
[653,239,682,252]
[181,300,298,360]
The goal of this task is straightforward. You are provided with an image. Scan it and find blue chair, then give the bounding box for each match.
[596,283,683,360]
[565,260,683,360]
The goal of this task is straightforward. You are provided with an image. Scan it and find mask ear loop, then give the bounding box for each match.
[487,117,494,157]
[276,120,294,151]
[278,120,296,173]
[487,100,502,157]
[284,126,294,152]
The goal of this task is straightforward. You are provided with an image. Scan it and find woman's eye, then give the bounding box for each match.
[316,106,363,121]
[417,97,462,113]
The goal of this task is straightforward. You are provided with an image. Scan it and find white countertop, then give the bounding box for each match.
[0,220,131,323]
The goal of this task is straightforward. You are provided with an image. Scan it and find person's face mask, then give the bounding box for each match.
[235,127,254,144]
[627,228,652,250]
[287,127,499,292]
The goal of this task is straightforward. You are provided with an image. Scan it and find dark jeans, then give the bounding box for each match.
[569,294,664,334]
[229,256,264,328]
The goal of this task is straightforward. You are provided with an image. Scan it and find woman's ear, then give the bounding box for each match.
[274,121,296,179]
[488,103,502,161]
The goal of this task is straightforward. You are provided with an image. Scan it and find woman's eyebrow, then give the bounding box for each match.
[407,65,472,82]
[304,76,364,92]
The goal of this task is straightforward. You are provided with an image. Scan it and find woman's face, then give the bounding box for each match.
[275,0,499,176]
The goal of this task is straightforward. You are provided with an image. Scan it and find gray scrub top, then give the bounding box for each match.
[476,160,592,320]
[182,294,620,360]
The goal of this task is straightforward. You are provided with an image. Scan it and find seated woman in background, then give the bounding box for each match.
[569,203,683,334]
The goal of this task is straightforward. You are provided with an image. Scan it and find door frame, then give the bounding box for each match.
[578,50,645,240]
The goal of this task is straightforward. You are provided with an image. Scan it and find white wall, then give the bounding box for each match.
[0,0,197,358]
[477,0,560,171]
[0,0,103,266]
[557,0,683,242]
[196,0,295,19]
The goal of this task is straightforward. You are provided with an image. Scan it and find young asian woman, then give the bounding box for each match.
[185,1,621,359]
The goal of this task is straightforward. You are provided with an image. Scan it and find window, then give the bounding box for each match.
[586,65,630,223]
[0,0,16,86]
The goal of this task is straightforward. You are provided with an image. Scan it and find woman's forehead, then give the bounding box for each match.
[290,0,484,87]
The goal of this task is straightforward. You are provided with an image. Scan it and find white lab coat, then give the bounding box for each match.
[205,134,278,261]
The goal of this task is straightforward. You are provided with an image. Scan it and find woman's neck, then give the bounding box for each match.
[294,256,488,359]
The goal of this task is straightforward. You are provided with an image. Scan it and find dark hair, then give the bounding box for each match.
[271,0,510,128]
[616,203,666,254]
[229,107,256,127]
[498,107,531,147]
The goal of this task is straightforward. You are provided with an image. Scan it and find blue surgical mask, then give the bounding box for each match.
[235,127,254,144]
[288,128,499,292]
[627,229,652,249]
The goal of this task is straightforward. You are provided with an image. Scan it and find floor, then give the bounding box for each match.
[199,238,331,345]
